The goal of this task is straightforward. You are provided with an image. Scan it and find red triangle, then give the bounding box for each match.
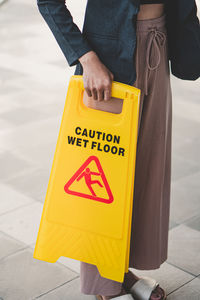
[64,155,114,204]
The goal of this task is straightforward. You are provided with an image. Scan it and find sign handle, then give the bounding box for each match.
[67,75,140,121]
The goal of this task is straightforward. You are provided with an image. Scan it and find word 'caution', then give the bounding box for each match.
[67,127,125,156]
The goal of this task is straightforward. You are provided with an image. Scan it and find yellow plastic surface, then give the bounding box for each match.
[33,75,141,282]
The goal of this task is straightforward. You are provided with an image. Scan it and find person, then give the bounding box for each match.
[36,0,200,299]
[80,3,170,300]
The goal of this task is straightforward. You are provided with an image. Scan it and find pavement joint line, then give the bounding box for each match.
[169,223,180,230]
[183,213,200,222]
[3,165,47,183]
[0,244,30,262]
[0,231,40,252]
[2,172,39,184]
[181,223,200,233]
[0,242,80,275]
[182,216,200,226]
[167,276,200,296]
[56,259,80,274]
[169,217,199,228]
[32,275,80,299]
[0,200,36,218]
[0,168,37,182]
[0,242,80,276]
[0,230,29,245]
[182,214,200,227]
[166,261,197,277]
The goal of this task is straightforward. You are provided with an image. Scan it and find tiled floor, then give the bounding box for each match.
[0,0,200,299]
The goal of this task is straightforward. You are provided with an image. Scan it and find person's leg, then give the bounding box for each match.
[79,12,172,299]
[128,12,172,271]
[123,13,172,299]
[79,262,123,296]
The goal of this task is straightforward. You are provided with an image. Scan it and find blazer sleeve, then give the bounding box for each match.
[37,0,93,66]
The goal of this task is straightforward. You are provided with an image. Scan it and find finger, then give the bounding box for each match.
[85,87,92,98]
[104,88,111,101]
[91,88,98,100]
[97,88,104,101]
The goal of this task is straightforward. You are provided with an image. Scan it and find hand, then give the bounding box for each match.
[79,51,114,101]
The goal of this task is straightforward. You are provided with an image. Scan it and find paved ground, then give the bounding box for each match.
[0,0,200,299]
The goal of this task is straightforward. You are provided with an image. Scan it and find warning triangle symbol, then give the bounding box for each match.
[64,155,114,204]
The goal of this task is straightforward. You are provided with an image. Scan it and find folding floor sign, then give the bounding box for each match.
[33,75,141,282]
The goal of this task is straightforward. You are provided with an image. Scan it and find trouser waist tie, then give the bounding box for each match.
[144,27,166,96]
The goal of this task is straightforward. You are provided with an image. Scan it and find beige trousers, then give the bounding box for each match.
[80,13,172,296]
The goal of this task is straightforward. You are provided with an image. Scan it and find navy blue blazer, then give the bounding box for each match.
[165,0,200,80]
[37,0,200,84]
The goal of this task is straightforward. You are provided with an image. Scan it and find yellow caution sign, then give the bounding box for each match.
[33,75,141,282]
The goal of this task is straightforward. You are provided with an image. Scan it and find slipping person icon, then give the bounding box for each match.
[76,167,103,197]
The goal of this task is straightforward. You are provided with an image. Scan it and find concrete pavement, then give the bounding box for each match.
[0,0,200,299]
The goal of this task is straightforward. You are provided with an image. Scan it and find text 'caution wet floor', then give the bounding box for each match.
[67,127,125,156]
